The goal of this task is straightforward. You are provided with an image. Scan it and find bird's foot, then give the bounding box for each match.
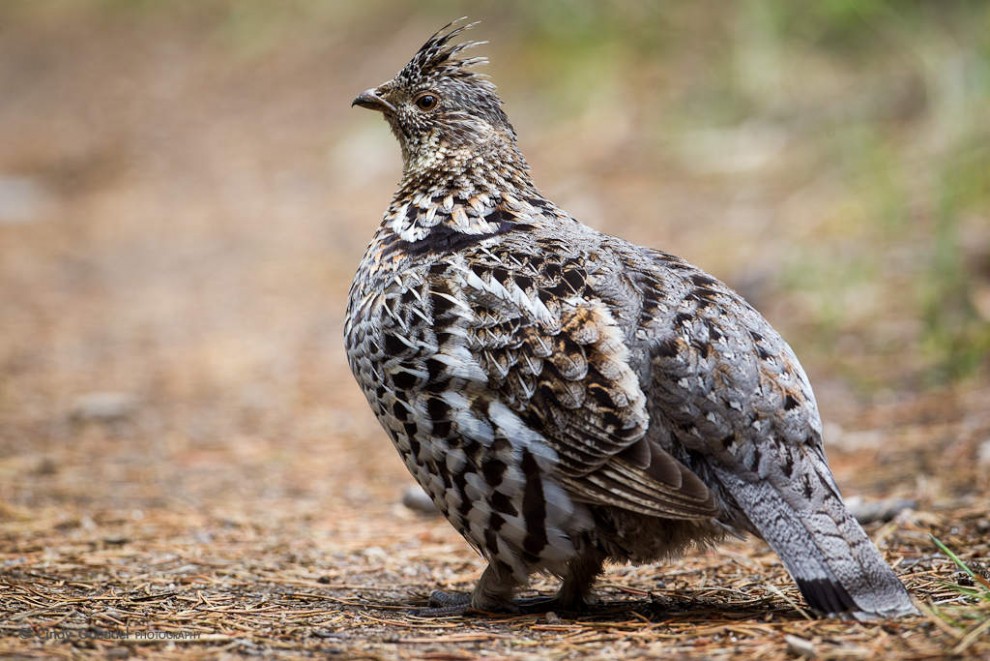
[511,595,570,614]
[413,591,580,617]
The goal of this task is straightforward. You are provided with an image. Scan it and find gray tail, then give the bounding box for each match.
[713,466,916,619]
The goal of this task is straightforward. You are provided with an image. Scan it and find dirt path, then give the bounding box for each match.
[2,5,988,659]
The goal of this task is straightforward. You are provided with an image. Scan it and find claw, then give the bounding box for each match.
[511,595,563,614]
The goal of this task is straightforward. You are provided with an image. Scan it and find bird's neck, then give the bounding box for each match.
[400,134,536,194]
[383,139,543,246]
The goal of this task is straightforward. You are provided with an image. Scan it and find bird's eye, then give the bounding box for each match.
[414,93,439,112]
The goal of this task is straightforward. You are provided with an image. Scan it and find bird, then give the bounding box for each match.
[344,19,917,620]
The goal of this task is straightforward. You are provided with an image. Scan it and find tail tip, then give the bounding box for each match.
[796,578,918,619]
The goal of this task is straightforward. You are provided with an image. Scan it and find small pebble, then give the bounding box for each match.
[102,536,130,546]
[402,485,439,515]
[977,439,990,466]
[785,634,816,659]
[0,176,54,225]
[69,392,137,423]
[846,496,916,524]
[34,457,57,476]
[363,546,387,561]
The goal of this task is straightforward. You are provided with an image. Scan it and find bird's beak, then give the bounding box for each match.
[352,88,395,113]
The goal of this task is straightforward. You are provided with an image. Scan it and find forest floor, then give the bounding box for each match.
[2,5,988,659]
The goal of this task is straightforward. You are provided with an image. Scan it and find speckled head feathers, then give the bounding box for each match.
[354,19,520,177]
[395,19,492,91]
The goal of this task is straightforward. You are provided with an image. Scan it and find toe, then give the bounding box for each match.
[412,590,472,617]
[428,590,472,608]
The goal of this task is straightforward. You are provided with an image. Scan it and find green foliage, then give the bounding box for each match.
[921,159,990,384]
[928,535,990,652]
[760,0,990,386]
[931,535,990,601]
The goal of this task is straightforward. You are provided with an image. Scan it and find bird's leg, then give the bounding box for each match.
[415,553,605,617]
[554,548,604,611]
[508,549,606,614]
[415,561,521,616]
[471,560,522,611]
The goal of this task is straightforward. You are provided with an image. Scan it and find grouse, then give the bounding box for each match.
[344,20,916,619]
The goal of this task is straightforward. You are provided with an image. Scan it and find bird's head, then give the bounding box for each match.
[353,20,524,181]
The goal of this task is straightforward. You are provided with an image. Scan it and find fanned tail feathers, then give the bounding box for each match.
[713,466,916,619]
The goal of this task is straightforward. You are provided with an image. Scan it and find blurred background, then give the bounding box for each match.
[1,1,988,526]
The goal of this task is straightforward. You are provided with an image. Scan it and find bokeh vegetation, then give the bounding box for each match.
[1,0,986,399]
[497,0,990,388]
[54,0,987,388]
